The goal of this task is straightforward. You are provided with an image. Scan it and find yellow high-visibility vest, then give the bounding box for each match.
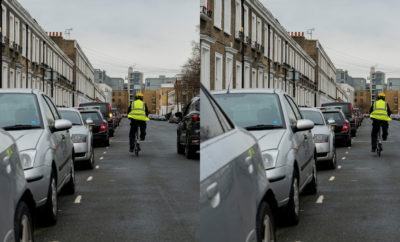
[128,100,149,121]
[370,99,391,121]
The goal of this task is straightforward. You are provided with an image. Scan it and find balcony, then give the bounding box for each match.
[200,6,212,21]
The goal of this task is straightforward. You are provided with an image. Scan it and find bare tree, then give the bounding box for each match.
[180,41,200,104]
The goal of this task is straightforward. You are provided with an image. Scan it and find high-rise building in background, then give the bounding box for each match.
[127,67,144,103]
[145,75,176,90]
[387,78,400,90]
[336,69,366,90]
[369,67,385,101]
[94,69,124,91]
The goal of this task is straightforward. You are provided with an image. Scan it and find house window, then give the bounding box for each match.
[236,61,242,89]
[251,13,256,46]
[274,34,277,62]
[9,13,14,45]
[277,37,281,63]
[235,0,241,38]
[16,70,21,88]
[244,63,250,88]
[27,30,31,60]
[269,29,273,59]
[257,17,262,44]
[251,68,256,88]
[2,6,6,42]
[224,0,231,35]
[215,52,223,90]
[244,5,249,38]
[15,18,20,45]
[2,64,8,88]
[258,69,263,88]
[214,0,222,29]
[264,25,268,57]
[22,24,26,57]
[200,42,211,89]
[225,53,233,89]
[9,69,15,88]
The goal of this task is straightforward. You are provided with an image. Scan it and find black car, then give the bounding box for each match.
[321,102,357,137]
[176,96,200,158]
[80,110,110,147]
[322,110,351,147]
[79,102,115,137]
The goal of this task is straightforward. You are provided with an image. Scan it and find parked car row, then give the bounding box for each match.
[0,89,120,242]
[201,85,319,241]
[390,114,400,120]
[148,114,167,121]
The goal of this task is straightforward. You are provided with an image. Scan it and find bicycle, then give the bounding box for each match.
[377,127,382,157]
[134,125,140,156]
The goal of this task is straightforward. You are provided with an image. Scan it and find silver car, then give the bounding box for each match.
[213,88,316,225]
[0,129,35,242]
[59,108,95,169]
[300,107,337,169]
[0,89,75,225]
[200,85,276,242]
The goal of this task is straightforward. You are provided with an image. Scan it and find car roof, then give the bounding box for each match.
[211,88,285,95]
[59,107,79,112]
[322,102,351,105]
[299,107,323,112]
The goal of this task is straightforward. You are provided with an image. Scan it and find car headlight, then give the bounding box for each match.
[262,150,278,170]
[71,134,87,143]
[314,134,329,143]
[20,150,36,170]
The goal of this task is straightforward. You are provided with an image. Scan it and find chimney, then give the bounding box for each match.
[302,32,304,37]
[52,32,55,36]
[60,32,62,37]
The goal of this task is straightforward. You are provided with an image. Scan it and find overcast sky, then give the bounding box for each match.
[262,0,400,80]
[18,0,198,80]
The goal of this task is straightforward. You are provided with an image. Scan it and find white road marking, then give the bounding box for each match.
[106,147,109,149]
[87,176,93,181]
[95,165,99,169]
[342,157,346,160]
[338,165,342,169]
[74,195,82,204]
[345,151,348,154]
[348,147,351,149]
[100,157,103,160]
[316,195,324,204]
[103,151,107,154]
[329,176,335,181]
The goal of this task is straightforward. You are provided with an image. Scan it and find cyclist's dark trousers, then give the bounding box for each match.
[371,118,388,150]
[129,119,146,149]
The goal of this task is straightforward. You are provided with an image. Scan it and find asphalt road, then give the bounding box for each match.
[277,118,400,242]
[34,118,199,242]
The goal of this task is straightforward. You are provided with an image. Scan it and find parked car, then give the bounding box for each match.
[59,108,95,169]
[80,109,110,147]
[176,96,200,159]
[364,113,370,118]
[200,84,277,242]
[0,89,75,225]
[321,102,357,137]
[354,108,363,125]
[111,109,119,128]
[169,114,180,123]
[112,108,121,126]
[0,129,35,242]
[159,115,167,121]
[79,102,115,137]
[213,88,316,225]
[322,109,352,147]
[301,107,336,169]
[152,114,159,120]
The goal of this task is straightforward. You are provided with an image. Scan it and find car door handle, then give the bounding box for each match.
[245,156,254,174]
[206,182,220,208]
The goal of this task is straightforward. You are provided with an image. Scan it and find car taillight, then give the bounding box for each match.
[100,123,107,131]
[342,123,349,132]
[192,114,199,122]
[108,104,112,118]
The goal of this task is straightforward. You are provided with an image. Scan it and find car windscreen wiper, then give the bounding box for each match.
[2,124,41,131]
[245,124,283,130]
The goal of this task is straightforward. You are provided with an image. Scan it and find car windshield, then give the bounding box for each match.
[301,110,325,125]
[323,112,344,122]
[81,112,102,123]
[0,93,42,130]
[213,93,284,130]
[322,103,350,114]
[60,110,82,125]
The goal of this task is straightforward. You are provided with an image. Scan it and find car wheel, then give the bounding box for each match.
[104,137,110,147]
[330,147,337,169]
[351,128,356,137]
[177,136,185,154]
[64,158,76,195]
[14,201,34,242]
[185,137,195,159]
[284,170,300,225]
[304,157,318,195]
[256,202,276,242]
[87,147,95,169]
[44,169,58,225]
[109,129,114,137]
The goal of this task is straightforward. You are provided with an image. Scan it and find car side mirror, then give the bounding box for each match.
[293,119,314,132]
[52,119,72,132]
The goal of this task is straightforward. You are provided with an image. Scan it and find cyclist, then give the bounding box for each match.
[127,93,149,152]
[370,92,392,152]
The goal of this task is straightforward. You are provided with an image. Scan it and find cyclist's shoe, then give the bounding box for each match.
[130,148,133,152]
[371,149,376,152]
